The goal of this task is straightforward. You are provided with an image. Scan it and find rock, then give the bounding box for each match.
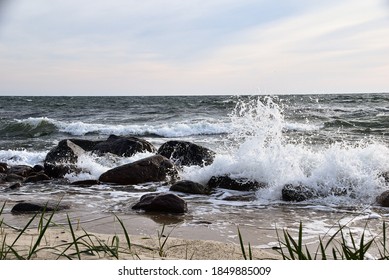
[32,165,45,173]
[132,193,187,213]
[222,193,257,202]
[71,179,100,186]
[0,173,6,183]
[24,173,51,183]
[99,155,177,185]
[281,184,318,202]
[4,173,25,183]
[376,190,389,207]
[9,182,22,190]
[44,139,90,178]
[8,165,34,177]
[157,140,215,167]
[11,202,70,213]
[207,175,267,191]
[170,180,211,195]
[92,135,156,157]
[0,162,10,172]
[43,136,155,178]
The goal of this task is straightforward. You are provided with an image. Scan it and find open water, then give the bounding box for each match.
[1,94,389,255]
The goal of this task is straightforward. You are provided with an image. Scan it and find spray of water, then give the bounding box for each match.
[182,96,389,205]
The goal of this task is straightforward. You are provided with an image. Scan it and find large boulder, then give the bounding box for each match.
[281,184,318,202]
[92,135,156,157]
[44,139,95,177]
[157,140,215,167]
[132,193,187,213]
[99,155,177,185]
[44,135,156,178]
[170,180,211,195]
[207,175,267,191]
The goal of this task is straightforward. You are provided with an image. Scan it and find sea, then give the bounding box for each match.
[1,94,389,255]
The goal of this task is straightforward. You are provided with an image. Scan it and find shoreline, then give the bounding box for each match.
[2,199,389,260]
[0,219,281,260]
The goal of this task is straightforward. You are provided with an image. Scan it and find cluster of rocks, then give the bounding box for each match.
[2,134,389,213]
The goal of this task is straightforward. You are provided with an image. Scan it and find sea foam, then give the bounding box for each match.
[16,117,232,138]
[181,97,389,205]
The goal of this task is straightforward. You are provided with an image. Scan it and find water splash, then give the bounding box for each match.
[182,96,389,205]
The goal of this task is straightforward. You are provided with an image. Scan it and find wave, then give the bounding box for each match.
[182,97,389,206]
[6,116,322,139]
[0,117,227,138]
[0,118,57,137]
[0,149,47,166]
[1,97,388,208]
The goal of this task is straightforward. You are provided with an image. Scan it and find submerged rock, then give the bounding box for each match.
[71,179,100,186]
[132,192,187,213]
[4,173,25,183]
[281,184,318,202]
[157,140,215,167]
[8,182,22,190]
[11,202,70,214]
[24,173,51,183]
[170,180,211,195]
[99,155,177,185]
[222,193,257,202]
[207,175,267,191]
[8,165,34,177]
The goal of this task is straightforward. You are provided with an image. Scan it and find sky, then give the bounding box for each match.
[0,0,388,95]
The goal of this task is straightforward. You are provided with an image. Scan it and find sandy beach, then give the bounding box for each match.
[0,200,281,260]
[0,222,281,260]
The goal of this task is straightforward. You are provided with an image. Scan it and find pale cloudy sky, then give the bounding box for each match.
[0,0,388,95]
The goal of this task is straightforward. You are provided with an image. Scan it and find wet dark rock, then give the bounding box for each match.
[44,136,156,178]
[0,173,6,183]
[281,184,318,202]
[8,165,34,177]
[9,182,22,190]
[222,193,257,202]
[99,155,177,185]
[157,140,215,167]
[170,180,211,195]
[0,162,10,172]
[11,202,70,214]
[376,190,389,207]
[4,173,25,183]
[92,135,156,157]
[71,179,100,186]
[32,165,45,173]
[44,139,90,178]
[24,173,51,183]
[207,175,267,191]
[132,193,187,213]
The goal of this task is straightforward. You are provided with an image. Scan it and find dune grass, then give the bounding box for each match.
[274,220,389,260]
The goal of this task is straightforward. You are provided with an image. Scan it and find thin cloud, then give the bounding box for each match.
[0,0,388,95]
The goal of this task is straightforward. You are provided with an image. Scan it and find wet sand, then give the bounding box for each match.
[2,199,388,260]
